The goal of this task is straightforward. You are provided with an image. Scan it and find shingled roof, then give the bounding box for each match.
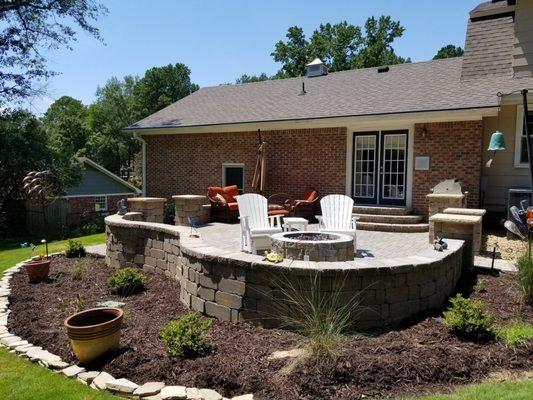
[126,0,532,132]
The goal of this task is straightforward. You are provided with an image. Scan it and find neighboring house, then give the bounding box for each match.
[125,0,533,229]
[26,157,140,234]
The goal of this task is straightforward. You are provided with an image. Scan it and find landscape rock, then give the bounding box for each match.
[0,335,21,346]
[61,365,85,378]
[7,339,28,349]
[231,395,253,400]
[77,371,100,385]
[268,348,307,360]
[199,389,222,400]
[186,387,202,399]
[91,371,115,390]
[133,381,165,397]
[48,360,69,370]
[160,385,187,399]
[106,377,139,394]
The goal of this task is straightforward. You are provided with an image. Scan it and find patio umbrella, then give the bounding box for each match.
[252,141,267,194]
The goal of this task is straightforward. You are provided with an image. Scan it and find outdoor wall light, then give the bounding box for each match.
[421,127,428,138]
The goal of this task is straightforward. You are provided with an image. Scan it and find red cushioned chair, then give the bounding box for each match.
[207,185,240,222]
[267,188,319,219]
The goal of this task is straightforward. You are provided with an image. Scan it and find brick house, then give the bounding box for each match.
[124,0,533,229]
[25,157,140,234]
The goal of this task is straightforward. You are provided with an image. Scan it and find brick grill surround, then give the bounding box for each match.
[144,127,347,200]
[412,121,483,217]
[105,214,465,330]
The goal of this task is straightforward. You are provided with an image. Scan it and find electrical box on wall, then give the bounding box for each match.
[415,156,430,171]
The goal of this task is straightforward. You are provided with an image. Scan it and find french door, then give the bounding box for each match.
[352,130,408,206]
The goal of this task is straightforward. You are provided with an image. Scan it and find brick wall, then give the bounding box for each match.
[67,194,135,224]
[144,127,347,200]
[412,121,483,216]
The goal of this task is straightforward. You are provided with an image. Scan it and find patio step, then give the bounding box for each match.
[353,213,423,224]
[352,205,411,216]
[356,221,429,233]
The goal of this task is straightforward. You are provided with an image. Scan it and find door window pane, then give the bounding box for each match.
[223,165,244,193]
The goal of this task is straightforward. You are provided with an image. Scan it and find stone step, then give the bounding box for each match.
[356,221,429,233]
[353,213,424,224]
[353,205,411,216]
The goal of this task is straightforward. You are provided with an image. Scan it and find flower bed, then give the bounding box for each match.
[3,254,532,399]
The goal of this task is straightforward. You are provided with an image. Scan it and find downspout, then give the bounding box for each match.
[134,134,147,197]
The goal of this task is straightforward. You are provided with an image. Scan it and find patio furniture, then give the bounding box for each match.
[236,193,282,254]
[267,188,319,218]
[282,217,309,232]
[207,185,240,222]
[316,194,358,252]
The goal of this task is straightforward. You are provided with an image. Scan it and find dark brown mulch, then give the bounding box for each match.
[7,255,533,399]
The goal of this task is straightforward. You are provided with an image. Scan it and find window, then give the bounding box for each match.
[94,196,107,212]
[515,105,533,167]
[222,164,244,193]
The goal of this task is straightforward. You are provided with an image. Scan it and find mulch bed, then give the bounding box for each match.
[7,255,533,399]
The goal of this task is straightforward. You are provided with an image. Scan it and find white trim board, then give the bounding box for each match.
[60,193,136,199]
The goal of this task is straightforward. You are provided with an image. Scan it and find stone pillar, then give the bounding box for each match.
[426,194,465,218]
[173,195,210,226]
[127,197,166,223]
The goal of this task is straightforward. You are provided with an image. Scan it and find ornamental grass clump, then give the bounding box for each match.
[517,252,533,303]
[108,267,146,296]
[161,312,213,358]
[272,271,361,361]
[497,320,533,347]
[443,294,496,341]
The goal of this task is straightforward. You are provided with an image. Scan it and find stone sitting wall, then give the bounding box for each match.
[105,214,465,330]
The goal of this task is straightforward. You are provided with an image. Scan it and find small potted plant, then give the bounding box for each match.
[21,239,51,283]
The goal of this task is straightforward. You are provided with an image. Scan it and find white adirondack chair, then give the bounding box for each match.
[236,193,283,254]
[316,194,358,253]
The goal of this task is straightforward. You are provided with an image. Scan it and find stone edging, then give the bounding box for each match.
[0,257,253,400]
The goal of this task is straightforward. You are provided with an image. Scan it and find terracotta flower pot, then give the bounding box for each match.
[24,258,51,284]
[64,307,123,364]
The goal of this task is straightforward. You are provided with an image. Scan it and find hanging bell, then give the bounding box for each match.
[487,130,506,151]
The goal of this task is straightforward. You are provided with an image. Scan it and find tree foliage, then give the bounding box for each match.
[270,17,409,78]
[433,44,464,60]
[133,63,199,117]
[0,109,80,234]
[0,0,107,104]
[235,73,270,84]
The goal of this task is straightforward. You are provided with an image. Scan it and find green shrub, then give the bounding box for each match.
[497,321,533,347]
[65,239,86,258]
[161,312,213,357]
[517,253,533,303]
[443,294,496,341]
[108,267,146,295]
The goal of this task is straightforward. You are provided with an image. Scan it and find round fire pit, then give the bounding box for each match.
[271,231,354,262]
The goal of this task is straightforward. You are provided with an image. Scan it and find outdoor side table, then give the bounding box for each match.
[283,217,308,232]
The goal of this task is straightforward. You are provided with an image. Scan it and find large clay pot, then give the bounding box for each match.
[24,258,51,283]
[64,307,123,364]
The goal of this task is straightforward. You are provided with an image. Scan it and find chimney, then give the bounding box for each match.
[306,58,328,78]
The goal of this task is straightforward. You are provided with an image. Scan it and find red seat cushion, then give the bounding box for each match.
[222,185,239,203]
[227,202,239,211]
[268,209,289,216]
[303,188,318,202]
[208,186,225,200]
[268,204,285,211]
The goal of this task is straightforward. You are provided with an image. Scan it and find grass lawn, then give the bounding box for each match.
[0,233,531,400]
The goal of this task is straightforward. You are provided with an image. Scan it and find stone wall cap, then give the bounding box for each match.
[430,213,482,223]
[443,207,486,216]
[172,194,207,200]
[127,197,167,203]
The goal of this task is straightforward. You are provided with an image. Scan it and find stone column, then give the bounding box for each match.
[426,194,465,218]
[127,197,166,223]
[173,195,210,226]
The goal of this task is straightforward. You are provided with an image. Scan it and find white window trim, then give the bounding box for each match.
[222,163,245,190]
[94,195,108,212]
[515,104,533,168]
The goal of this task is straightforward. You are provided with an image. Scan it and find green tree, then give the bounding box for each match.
[433,44,464,60]
[271,17,408,78]
[86,76,139,175]
[0,0,107,104]
[235,73,270,84]
[358,16,409,68]
[133,63,199,118]
[0,109,80,233]
[43,96,89,158]
[271,26,310,78]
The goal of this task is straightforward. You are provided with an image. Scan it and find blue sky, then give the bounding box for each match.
[28,0,481,114]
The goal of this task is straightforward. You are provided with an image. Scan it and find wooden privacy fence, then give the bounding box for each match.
[25,199,68,236]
